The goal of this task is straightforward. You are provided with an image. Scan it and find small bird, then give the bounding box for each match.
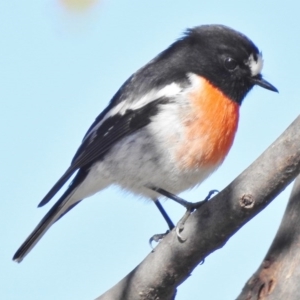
[13,24,278,262]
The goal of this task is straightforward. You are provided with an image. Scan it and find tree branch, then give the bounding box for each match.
[236,175,300,300]
[96,115,300,300]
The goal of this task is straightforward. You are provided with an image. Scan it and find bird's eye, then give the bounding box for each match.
[224,57,238,71]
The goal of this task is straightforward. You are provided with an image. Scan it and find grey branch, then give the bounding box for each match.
[236,174,300,299]
[96,115,300,300]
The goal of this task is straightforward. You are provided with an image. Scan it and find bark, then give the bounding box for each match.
[236,175,300,300]
[96,116,300,300]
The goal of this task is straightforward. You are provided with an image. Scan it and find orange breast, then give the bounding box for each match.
[177,76,239,169]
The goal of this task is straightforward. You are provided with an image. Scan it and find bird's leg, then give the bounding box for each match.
[149,199,175,248]
[153,198,175,230]
[149,186,218,239]
[150,186,218,209]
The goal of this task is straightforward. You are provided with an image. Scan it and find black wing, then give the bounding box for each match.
[38,96,171,207]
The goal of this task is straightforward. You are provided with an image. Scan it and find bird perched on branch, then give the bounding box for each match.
[13,24,277,263]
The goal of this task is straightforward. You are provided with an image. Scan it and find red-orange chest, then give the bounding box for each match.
[177,76,239,169]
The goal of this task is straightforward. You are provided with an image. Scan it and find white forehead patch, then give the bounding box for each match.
[247,53,264,76]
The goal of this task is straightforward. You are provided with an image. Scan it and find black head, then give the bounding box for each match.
[157,25,278,104]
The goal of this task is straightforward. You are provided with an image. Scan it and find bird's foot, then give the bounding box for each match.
[149,187,218,239]
[149,230,170,249]
[175,189,219,239]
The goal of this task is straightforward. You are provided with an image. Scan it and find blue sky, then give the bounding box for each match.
[1,1,299,299]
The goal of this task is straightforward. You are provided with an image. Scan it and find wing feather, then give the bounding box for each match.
[38,96,172,207]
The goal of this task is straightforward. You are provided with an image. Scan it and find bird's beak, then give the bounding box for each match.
[251,75,278,92]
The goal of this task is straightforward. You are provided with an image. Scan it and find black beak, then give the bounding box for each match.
[251,75,278,93]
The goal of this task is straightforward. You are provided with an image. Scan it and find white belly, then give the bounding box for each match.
[74,101,220,201]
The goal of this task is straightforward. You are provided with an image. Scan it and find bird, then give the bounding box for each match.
[13,24,278,263]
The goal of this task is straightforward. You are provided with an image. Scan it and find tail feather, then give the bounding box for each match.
[38,166,76,207]
[13,189,80,263]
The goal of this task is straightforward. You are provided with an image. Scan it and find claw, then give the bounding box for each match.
[204,189,219,201]
[175,209,191,241]
[175,224,186,242]
[174,190,219,241]
[149,230,169,249]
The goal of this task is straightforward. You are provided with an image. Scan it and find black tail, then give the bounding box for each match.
[37,166,76,207]
[13,188,80,263]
